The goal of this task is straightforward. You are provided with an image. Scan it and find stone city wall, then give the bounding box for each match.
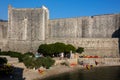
[45,38,119,57]
[7,40,44,53]
[4,38,119,56]
[49,14,120,38]
[0,21,8,50]
[0,5,120,57]
[0,21,8,39]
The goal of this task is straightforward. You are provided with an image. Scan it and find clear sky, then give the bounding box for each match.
[0,0,120,20]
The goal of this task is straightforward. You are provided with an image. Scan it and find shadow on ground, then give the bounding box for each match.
[0,67,25,80]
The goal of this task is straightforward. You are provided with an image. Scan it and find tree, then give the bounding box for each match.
[76,47,84,54]
[53,42,66,56]
[65,44,76,53]
[37,44,50,56]
[37,42,78,57]
[37,43,66,57]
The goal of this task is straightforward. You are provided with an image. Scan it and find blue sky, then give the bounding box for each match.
[0,0,120,20]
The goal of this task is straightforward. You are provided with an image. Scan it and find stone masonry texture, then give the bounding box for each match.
[0,5,120,57]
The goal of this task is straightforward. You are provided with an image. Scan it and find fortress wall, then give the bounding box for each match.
[49,14,120,38]
[5,38,119,56]
[10,9,44,41]
[8,6,48,41]
[0,21,8,39]
[49,18,78,38]
[0,21,8,50]
[45,38,119,57]
[91,14,120,38]
[7,40,45,53]
[0,5,119,56]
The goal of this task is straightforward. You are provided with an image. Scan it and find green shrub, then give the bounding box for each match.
[0,51,23,62]
[34,57,42,69]
[41,57,55,69]
[0,57,7,65]
[22,56,55,69]
[7,51,23,62]
[22,56,36,69]
[0,51,9,55]
[76,47,84,54]
[23,52,35,57]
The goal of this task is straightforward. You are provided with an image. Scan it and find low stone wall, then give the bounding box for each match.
[78,58,120,66]
[55,58,120,66]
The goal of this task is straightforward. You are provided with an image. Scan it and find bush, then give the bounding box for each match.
[34,57,43,69]
[0,51,55,69]
[41,57,55,69]
[76,47,84,54]
[0,51,10,55]
[0,51,23,62]
[22,56,55,69]
[23,52,35,57]
[22,56,36,69]
[0,57,7,65]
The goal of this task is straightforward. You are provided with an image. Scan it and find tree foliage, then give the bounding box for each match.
[0,51,55,69]
[37,42,77,57]
[22,56,55,69]
[23,52,35,57]
[0,57,7,65]
[0,51,23,62]
[64,44,76,53]
[76,47,84,54]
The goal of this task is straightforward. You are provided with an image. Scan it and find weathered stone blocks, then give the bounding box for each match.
[0,5,120,57]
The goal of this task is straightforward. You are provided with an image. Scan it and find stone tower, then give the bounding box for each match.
[8,5,49,41]
[8,5,49,53]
